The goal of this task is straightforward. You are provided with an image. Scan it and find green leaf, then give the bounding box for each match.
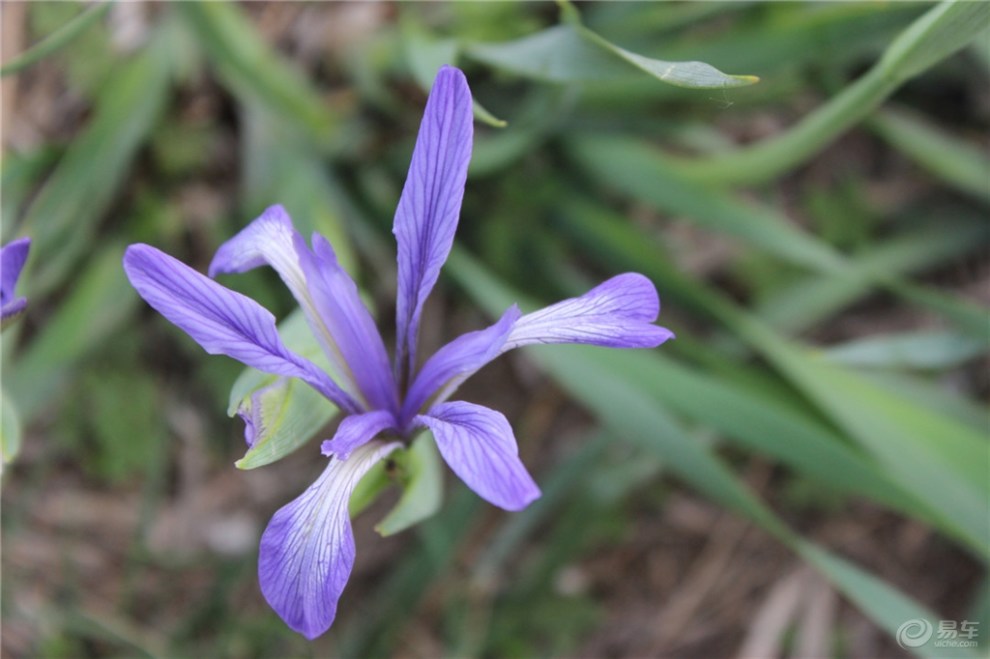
[563,146,989,341]
[349,460,391,519]
[608,351,930,519]
[228,309,337,470]
[1,391,22,468]
[871,107,990,204]
[233,378,336,471]
[465,3,756,89]
[401,23,507,128]
[878,0,990,83]
[240,104,357,273]
[0,2,111,77]
[824,330,987,370]
[177,2,341,150]
[551,197,988,557]
[9,244,137,419]
[565,136,843,274]
[21,22,173,296]
[859,371,988,435]
[659,0,990,186]
[765,343,989,558]
[572,10,759,89]
[792,541,966,659]
[376,432,444,537]
[756,218,990,334]
[74,369,165,484]
[445,250,982,656]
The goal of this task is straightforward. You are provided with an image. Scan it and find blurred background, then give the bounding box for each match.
[1,2,988,657]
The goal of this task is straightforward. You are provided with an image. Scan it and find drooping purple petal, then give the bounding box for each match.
[209,206,396,412]
[393,66,474,382]
[259,440,401,639]
[209,205,298,278]
[321,409,398,461]
[1,237,31,321]
[400,305,521,426]
[415,401,540,511]
[123,244,360,413]
[296,233,397,414]
[504,273,674,351]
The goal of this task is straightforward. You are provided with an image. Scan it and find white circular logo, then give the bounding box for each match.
[897,619,933,648]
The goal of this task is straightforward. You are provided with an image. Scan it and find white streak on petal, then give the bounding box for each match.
[258,440,401,639]
[505,273,673,350]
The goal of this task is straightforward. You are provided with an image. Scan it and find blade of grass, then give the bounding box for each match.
[0,390,22,468]
[871,107,990,204]
[335,490,482,657]
[823,330,986,370]
[473,432,610,586]
[21,20,174,296]
[240,104,356,272]
[565,137,990,341]
[660,0,990,186]
[464,2,756,89]
[9,244,138,420]
[447,249,975,657]
[177,2,342,150]
[576,3,923,112]
[860,371,988,435]
[559,0,758,89]
[400,20,507,128]
[0,1,112,77]
[549,198,988,558]
[566,135,843,274]
[756,216,990,333]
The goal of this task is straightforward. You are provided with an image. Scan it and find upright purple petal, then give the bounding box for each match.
[504,274,674,350]
[393,66,474,381]
[400,305,520,426]
[209,206,397,413]
[321,409,398,461]
[415,401,540,511]
[259,440,401,639]
[123,244,360,413]
[1,237,31,321]
[296,233,398,414]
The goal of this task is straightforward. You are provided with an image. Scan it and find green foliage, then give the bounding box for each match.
[374,431,444,536]
[2,1,986,657]
[465,1,758,88]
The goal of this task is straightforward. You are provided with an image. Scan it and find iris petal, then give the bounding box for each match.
[416,401,540,511]
[505,273,674,350]
[123,244,359,412]
[393,66,474,382]
[258,440,401,639]
[400,305,520,424]
[209,206,396,412]
[321,409,398,460]
[1,237,30,320]
[297,233,398,414]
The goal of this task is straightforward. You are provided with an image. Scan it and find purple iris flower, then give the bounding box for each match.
[1,237,31,326]
[123,66,672,639]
